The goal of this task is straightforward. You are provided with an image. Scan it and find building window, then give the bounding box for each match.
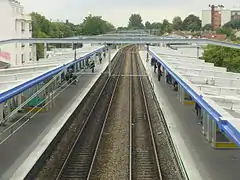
[22,54,25,64]
[21,43,25,48]
[29,23,32,31]
[21,22,25,32]
[29,52,32,61]
[21,54,24,64]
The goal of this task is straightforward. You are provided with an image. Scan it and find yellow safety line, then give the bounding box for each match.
[213,142,239,148]
[183,101,195,105]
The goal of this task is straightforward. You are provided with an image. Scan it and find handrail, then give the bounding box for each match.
[0,71,61,124]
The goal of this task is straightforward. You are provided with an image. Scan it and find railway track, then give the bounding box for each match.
[88,45,162,179]
[40,45,184,180]
[55,46,131,180]
[130,50,162,179]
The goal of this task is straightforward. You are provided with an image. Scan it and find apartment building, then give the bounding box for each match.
[0,0,36,66]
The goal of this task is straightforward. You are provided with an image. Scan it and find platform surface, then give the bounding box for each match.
[140,51,240,180]
[0,50,118,180]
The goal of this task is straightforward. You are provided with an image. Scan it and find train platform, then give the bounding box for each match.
[140,50,240,180]
[0,44,105,128]
[0,49,118,180]
[148,46,240,149]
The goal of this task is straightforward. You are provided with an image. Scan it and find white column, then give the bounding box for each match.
[179,86,184,104]
[77,62,80,71]
[44,43,47,59]
[17,94,22,106]
[50,83,54,108]
[211,119,217,145]
[202,110,207,135]
[95,54,98,64]
[59,73,62,84]
[0,103,3,122]
[206,114,212,142]
[197,47,200,59]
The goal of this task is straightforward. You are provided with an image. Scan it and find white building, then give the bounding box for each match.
[202,8,240,27]
[202,10,212,27]
[0,0,36,66]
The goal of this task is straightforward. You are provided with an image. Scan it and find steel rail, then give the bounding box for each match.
[55,48,123,180]
[86,47,131,179]
[135,51,163,180]
[129,45,135,180]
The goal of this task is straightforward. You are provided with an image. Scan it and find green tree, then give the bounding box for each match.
[223,56,240,72]
[216,27,236,40]
[151,22,162,29]
[81,14,115,35]
[172,16,182,30]
[161,19,172,34]
[223,20,240,29]
[31,13,50,59]
[182,14,201,31]
[31,13,115,59]
[128,14,144,29]
[145,21,152,29]
[117,27,128,31]
[202,45,240,72]
[202,24,213,31]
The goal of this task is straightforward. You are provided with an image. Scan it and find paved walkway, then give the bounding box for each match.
[140,51,240,180]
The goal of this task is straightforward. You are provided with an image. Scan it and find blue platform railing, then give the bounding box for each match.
[148,48,240,146]
[0,46,105,104]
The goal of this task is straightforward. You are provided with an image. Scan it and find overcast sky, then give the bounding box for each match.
[19,0,240,26]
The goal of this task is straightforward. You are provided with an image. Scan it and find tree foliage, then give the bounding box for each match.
[182,14,201,31]
[216,27,237,40]
[172,16,182,30]
[81,15,115,35]
[31,13,115,59]
[202,45,240,72]
[161,19,172,34]
[223,20,240,29]
[202,24,213,31]
[128,14,144,29]
[145,21,151,29]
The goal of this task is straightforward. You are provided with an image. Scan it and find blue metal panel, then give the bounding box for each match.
[0,47,105,104]
[149,48,240,146]
[221,121,240,146]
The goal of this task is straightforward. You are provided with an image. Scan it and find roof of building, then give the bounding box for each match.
[149,46,240,145]
[0,44,104,103]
